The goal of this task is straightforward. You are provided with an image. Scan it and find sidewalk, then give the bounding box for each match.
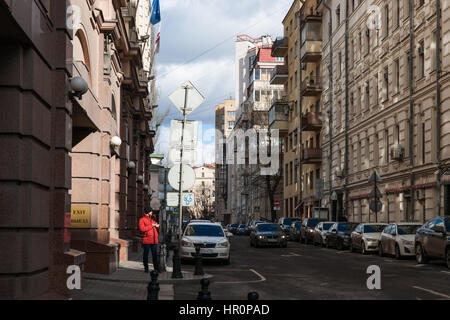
[71,245,212,300]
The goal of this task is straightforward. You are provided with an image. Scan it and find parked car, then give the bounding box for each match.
[378,223,422,259]
[415,216,450,268]
[244,224,251,235]
[313,221,335,246]
[326,222,359,250]
[248,221,264,232]
[180,221,231,264]
[278,217,302,237]
[300,218,324,244]
[250,223,287,248]
[228,223,238,234]
[350,223,388,254]
[289,221,303,241]
[237,224,246,235]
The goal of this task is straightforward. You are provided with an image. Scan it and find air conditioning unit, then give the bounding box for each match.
[336,169,344,178]
[416,189,425,201]
[390,144,405,161]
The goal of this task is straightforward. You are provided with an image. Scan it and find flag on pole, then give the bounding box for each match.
[150,0,161,25]
[154,23,161,54]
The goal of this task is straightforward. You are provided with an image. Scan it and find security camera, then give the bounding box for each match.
[69,77,89,100]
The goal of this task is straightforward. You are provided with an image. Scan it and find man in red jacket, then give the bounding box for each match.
[139,207,160,273]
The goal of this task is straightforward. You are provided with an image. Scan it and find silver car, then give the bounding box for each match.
[313,221,335,246]
[350,223,387,254]
[379,223,422,259]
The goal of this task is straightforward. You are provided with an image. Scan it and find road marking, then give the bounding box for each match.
[281,252,302,257]
[441,271,450,275]
[213,269,266,284]
[412,286,450,299]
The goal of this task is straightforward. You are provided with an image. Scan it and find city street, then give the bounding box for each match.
[174,235,450,300]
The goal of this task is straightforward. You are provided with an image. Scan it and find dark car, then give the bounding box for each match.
[278,217,302,238]
[326,222,359,250]
[415,216,450,269]
[237,224,246,235]
[300,218,323,244]
[250,223,287,248]
[228,223,238,234]
[289,221,303,241]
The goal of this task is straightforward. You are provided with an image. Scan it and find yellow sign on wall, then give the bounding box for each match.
[71,206,91,228]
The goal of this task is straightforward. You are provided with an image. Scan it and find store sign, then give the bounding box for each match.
[71,206,91,228]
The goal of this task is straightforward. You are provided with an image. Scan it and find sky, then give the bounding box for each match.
[153,0,292,165]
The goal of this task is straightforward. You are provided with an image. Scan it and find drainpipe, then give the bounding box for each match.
[408,0,415,222]
[436,0,442,217]
[344,0,349,221]
[297,8,303,219]
[319,0,333,221]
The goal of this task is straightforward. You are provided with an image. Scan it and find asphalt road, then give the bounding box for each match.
[173,235,450,300]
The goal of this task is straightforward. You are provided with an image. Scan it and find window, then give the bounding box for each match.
[285,164,289,186]
[374,74,379,105]
[295,41,298,57]
[365,81,370,110]
[227,111,235,117]
[385,128,390,164]
[383,67,389,101]
[228,121,235,128]
[255,90,260,102]
[365,28,370,55]
[421,120,426,164]
[310,171,314,190]
[358,140,362,171]
[374,132,379,166]
[336,5,341,26]
[295,71,298,87]
[366,137,370,168]
[254,69,261,80]
[394,58,400,93]
[418,40,425,79]
[431,30,437,71]
[395,0,400,29]
[383,5,389,38]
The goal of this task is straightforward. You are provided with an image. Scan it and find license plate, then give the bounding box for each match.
[201,248,213,254]
[268,239,277,242]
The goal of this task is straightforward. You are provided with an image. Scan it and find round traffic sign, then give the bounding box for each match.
[168,164,195,191]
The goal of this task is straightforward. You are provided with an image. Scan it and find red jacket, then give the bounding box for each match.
[139,215,159,244]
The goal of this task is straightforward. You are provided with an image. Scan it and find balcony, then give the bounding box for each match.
[268,97,289,136]
[301,148,322,164]
[300,40,322,63]
[270,64,288,85]
[301,112,322,131]
[271,36,288,57]
[301,76,322,96]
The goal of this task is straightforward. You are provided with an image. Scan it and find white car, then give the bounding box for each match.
[378,222,422,258]
[180,222,231,264]
[350,223,388,254]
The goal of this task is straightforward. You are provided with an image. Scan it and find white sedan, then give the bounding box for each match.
[378,223,422,258]
[180,222,232,264]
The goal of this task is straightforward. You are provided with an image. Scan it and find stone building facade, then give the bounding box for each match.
[318,0,450,223]
[0,0,157,298]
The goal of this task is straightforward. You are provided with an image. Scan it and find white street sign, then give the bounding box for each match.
[168,164,195,191]
[166,192,195,207]
[169,120,198,164]
[168,80,206,116]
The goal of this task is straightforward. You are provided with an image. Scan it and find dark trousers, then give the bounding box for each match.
[143,244,159,272]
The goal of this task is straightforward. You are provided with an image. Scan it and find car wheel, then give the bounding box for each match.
[361,241,367,255]
[416,243,428,264]
[378,243,384,257]
[325,238,330,248]
[395,244,402,260]
[224,254,231,265]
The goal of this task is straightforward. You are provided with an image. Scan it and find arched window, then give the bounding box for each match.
[73,29,92,86]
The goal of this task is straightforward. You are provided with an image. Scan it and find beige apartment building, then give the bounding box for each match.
[270,0,305,219]
[215,99,236,224]
[189,164,216,219]
[318,0,450,223]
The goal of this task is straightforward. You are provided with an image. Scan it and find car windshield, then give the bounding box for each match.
[185,225,224,237]
[283,218,292,225]
[230,224,237,227]
[307,219,319,227]
[323,223,333,230]
[338,223,358,232]
[239,224,245,228]
[363,225,386,233]
[258,224,280,232]
[397,225,421,235]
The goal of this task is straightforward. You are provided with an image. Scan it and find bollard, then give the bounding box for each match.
[158,244,167,273]
[197,278,212,300]
[147,271,160,300]
[247,291,259,300]
[194,244,204,276]
[171,246,183,279]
